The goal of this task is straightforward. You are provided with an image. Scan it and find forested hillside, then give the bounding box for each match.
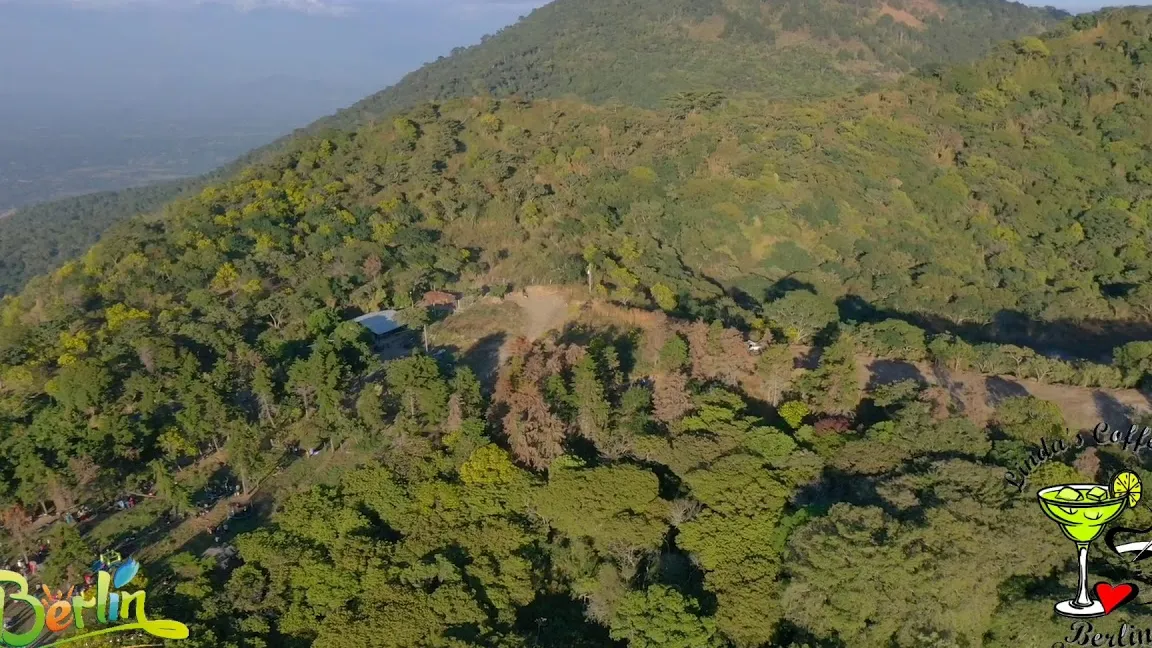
[13,9,1145,345]
[0,0,1063,298]
[323,0,1064,129]
[0,180,201,296]
[4,9,1152,647]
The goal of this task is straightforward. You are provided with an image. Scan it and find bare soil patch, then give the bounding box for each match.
[686,15,727,41]
[862,357,1151,430]
[775,30,814,48]
[430,286,586,382]
[904,0,944,17]
[878,5,926,29]
[510,285,581,341]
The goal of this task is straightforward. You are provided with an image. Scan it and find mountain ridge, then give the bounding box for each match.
[0,0,1069,296]
[315,0,1067,130]
[9,7,1148,333]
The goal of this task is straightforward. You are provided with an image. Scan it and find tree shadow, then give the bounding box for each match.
[644,542,710,608]
[984,375,1030,407]
[459,332,507,390]
[929,362,967,417]
[764,276,818,302]
[770,620,847,648]
[514,592,622,647]
[191,465,239,509]
[796,345,822,370]
[376,329,421,362]
[863,359,926,391]
[855,360,928,427]
[794,467,890,515]
[1093,389,1135,431]
[837,293,881,324]
[834,295,1152,363]
[440,544,500,633]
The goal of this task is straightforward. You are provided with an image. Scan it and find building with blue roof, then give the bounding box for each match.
[352,310,404,337]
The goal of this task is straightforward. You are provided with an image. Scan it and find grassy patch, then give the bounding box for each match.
[430,300,523,349]
[85,500,164,549]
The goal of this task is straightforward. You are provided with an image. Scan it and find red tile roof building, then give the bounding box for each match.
[420,291,458,308]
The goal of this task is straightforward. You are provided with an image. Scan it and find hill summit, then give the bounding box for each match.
[322,0,1065,130]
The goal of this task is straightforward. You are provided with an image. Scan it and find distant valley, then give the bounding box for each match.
[0,0,542,210]
[0,77,375,210]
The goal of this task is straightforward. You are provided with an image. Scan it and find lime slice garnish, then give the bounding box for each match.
[1113,471,1142,508]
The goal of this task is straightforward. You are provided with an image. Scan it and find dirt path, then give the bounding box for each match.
[437,285,1152,431]
[502,286,578,365]
[137,494,248,564]
[138,446,360,565]
[508,286,574,341]
[859,357,1152,431]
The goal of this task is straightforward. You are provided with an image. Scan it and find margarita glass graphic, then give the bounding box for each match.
[1038,471,1142,617]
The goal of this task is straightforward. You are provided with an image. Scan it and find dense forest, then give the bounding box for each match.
[5,4,1152,648]
[0,0,1063,298]
[148,324,1152,648]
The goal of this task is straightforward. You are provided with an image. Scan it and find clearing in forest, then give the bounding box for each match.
[434,285,1152,430]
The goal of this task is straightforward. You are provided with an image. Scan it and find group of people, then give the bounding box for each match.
[114,496,137,510]
[207,502,252,544]
[63,505,94,525]
[288,442,324,457]
[206,521,228,544]
[13,557,38,575]
[9,541,52,576]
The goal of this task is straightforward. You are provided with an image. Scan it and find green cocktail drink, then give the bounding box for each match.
[1039,485,1127,542]
[1038,473,1141,618]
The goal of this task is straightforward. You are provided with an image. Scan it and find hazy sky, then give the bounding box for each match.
[0,0,1145,105]
[0,0,1145,133]
[0,0,555,207]
[0,0,552,137]
[0,0,549,92]
[1034,0,1152,11]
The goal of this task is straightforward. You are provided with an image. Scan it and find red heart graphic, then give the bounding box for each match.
[1094,582,1139,614]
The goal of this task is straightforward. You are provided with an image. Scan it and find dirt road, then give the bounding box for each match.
[859,356,1151,431]
[436,286,1152,430]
